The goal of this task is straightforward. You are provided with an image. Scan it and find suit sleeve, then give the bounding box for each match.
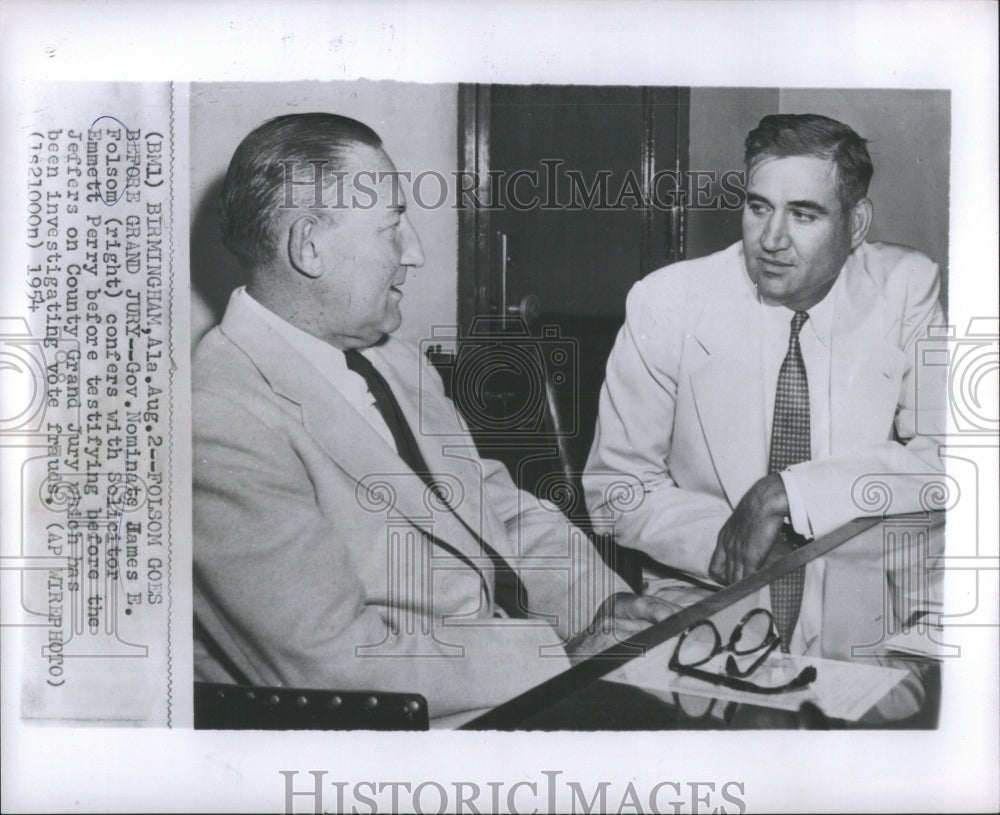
[193,389,572,719]
[415,351,630,639]
[786,256,948,537]
[583,275,733,581]
[480,454,630,638]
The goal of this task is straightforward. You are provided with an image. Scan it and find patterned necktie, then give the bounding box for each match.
[344,349,529,618]
[768,311,810,652]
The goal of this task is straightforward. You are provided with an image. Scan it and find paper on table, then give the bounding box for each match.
[604,639,909,722]
[884,623,951,658]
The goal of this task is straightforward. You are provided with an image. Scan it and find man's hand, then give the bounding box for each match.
[564,592,681,664]
[709,474,790,585]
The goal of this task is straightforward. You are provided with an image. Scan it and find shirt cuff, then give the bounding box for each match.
[779,470,814,539]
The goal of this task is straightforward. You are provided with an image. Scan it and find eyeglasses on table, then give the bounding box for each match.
[668,607,817,694]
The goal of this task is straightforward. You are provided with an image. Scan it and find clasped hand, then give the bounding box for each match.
[564,592,681,663]
[565,475,794,661]
[709,473,791,585]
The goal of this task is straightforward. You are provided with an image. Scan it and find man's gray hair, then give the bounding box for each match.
[219,112,382,267]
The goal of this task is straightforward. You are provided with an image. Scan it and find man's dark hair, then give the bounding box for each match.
[219,112,382,267]
[744,113,874,210]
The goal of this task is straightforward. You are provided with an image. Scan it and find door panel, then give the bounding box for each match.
[453,84,689,515]
[491,85,651,318]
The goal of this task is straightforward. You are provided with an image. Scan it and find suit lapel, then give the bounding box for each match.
[688,263,769,507]
[218,297,491,569]
[366,343,492,545]
[687,247,908,503]
[828,251,907,453]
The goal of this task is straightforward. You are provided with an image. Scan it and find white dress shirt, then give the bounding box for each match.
[237,287,398,449]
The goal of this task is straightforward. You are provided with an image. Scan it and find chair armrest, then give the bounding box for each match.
[194,682,429,730]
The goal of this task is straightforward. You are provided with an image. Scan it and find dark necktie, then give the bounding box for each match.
[344,349,529,618]
[768,311,811,652]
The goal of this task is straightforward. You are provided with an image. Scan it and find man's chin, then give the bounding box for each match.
[380,310,403,337]
[749,274,788,303]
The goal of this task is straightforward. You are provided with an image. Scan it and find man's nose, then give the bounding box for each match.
[760,213,790,252]
[400,215,425,267]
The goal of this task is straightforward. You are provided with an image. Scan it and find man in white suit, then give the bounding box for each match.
[193,113,674,724]
[584,114,947,720]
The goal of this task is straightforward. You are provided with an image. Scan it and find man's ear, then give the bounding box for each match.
[849,198,873,249]
[287,215,324,278]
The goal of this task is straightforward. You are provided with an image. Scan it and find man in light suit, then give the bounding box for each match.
[584,114,947,720]
[193,113,674,724]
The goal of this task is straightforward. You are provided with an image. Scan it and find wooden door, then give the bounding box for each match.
[450,84,689,517]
